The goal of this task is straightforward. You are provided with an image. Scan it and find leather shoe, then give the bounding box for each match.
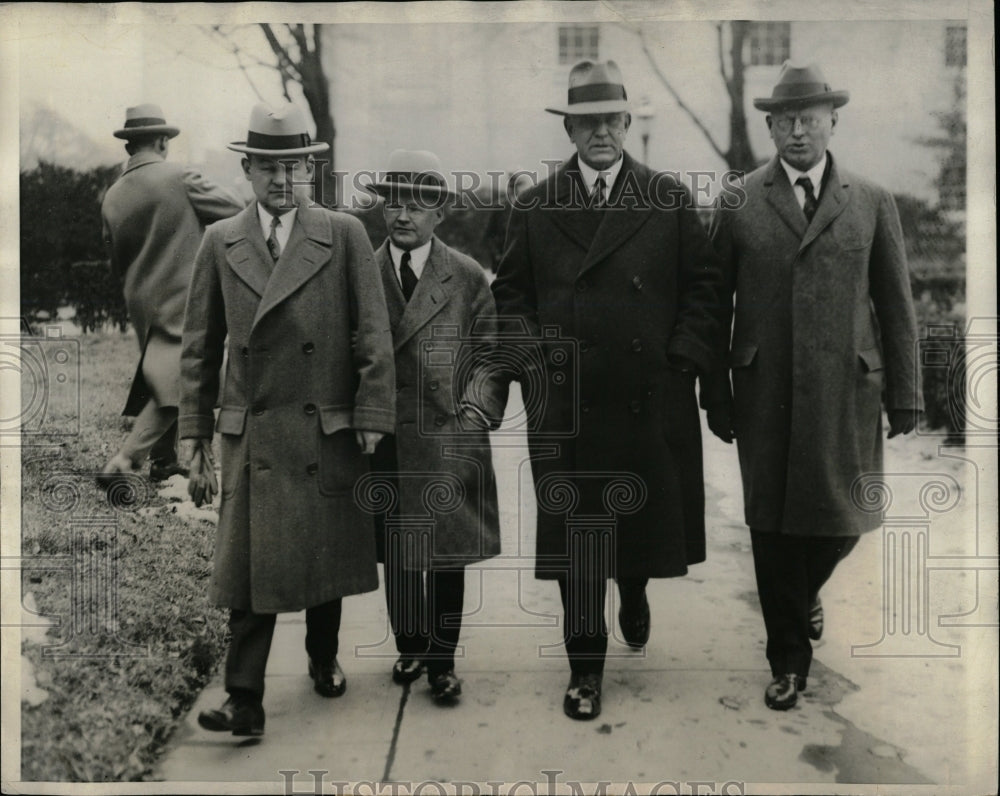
[563,672,602,720]
[618,591,651,649]
[808,597,824,641]
[428,669,462,702]
[149,460,190,482]
[309,657,346,698]
[764,673,802,711]
[197,693,264,736]
[392,655,425,684]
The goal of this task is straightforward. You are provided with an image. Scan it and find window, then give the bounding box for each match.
[748,22,791,67]
[945,25,967,67]
[558,25,599,64]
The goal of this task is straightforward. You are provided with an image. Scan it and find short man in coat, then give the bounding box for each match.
[492,61,725,720]
[364,150,507,703]
[704,62,922,710]
[179,103,395,736]
[100,104,243,485]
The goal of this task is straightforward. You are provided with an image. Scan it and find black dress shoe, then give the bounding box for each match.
[392,655,425,685]
[563,672,602,720]
[764,673,801,711]
[808,597,824,641]
[618,591,651,649]
[309,657,346,698]
[197,694,264,736]
[149,460,190,482]
[428,669,462,702]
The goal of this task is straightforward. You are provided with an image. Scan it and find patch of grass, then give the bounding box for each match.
[19,329,228,781]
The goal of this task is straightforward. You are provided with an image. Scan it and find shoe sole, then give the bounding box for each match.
[764,695,798,711]
[197,713,264,736]
[313,682,346,698]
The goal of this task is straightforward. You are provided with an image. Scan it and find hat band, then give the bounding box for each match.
[124,117,167,128]
[567,82,628,105]
[245,131,313,150]
[385,171,447,189]
[771,82,831,99]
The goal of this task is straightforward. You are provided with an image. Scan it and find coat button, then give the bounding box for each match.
[579,340,590,353]
[576,280,587,293]
[302,342,315,354]
[631,338,642,352]
[304,403,316,415]
[580,400,590,413]
[629,400,641,414]
[252,405,265,416]
[428,380,439,391]
[241,346,249,357]
[632,275,643,290]
[306,463,318,475]
[434,414,447,427]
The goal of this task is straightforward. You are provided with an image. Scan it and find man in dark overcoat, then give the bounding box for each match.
[100,104,243,485]
[492,60,725,720]
[364,150,507,703]
[179,102,396,736]
[704,62,921,710]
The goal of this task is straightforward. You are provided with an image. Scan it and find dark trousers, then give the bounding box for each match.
[225,599,342,699]
[149,418,178,465]
[557,575,649,676]
[383,556,466,677]
[750,530,859,678]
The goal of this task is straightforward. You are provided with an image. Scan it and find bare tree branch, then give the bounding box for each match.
[716,23,729,90]
[259,23,303,83]
[198,26,268,101]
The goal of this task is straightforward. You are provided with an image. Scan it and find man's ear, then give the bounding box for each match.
[623,112,632,132]
[830,110,838,133]
[305,155,316,177]
[563,116,574,139]
[241,158,252,180]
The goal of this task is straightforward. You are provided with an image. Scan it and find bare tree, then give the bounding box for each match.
[205,24,339,206]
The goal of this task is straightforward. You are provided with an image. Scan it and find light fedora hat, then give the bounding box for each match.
[363,149,455,202]
[753,61,849,111]
[113,104,180,140]
[545,60,631,116]
[228,102,329,156]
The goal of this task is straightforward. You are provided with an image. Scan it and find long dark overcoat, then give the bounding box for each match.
[370,237,507,571]
[101,152,244,413]
[492,152,725,580]
[179,203,396,612]
[706,154,921,536]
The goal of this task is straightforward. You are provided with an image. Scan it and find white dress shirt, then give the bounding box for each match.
[577,155,624,204]
[779,153,828,211]
[389,238,432,286]
[256,204,296,253]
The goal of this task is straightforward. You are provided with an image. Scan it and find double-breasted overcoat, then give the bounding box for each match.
[706,154,921,536]
[371,237,507,571]
[492,152,725,579]
[179,203,396,612]
[101,151,244,413]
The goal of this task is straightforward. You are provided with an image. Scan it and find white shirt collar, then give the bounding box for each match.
[577,155,624,200]
[389,238,433,282]
[256,203,296,251]
[779,152,828,199]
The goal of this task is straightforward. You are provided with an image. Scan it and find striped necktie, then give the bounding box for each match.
[795,176,818,223]
[266,215,282,261]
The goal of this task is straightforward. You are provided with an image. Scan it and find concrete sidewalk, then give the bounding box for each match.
[154,401,992,790]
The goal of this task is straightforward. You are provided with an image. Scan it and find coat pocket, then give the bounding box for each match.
[215,406,247,435]
[730,344,758,368]
[858,347,884,372]
[318,405,364,496]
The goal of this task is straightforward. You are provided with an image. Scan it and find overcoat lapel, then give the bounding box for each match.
[579,152,653,276]
[764,157,808,240]
[547,163,597,252]
[224,205,272,298]
[799,155,849,252]
[393,238,453,352]
[252,204,333,329]
[375,242,407,332]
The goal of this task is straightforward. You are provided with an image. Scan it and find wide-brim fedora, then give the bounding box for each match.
[753,61,849,111]
[363,149,456,204]
[545,59,631,116]
[228,102,329,156]
[113,104,180,140]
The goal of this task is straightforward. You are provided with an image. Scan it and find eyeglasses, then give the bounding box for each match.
[771,113,829,134]
[571,113,629,132]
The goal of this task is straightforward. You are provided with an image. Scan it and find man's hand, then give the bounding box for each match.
[458,403,491,431]
[355,430,384,454]
[706,404,735,444]
[887,409,920,439]
[186,438,219,507]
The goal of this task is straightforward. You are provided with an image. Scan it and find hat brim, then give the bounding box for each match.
[753,91,849,111]
[545,99,632,116]
[114,125,180,140]
[227,141,330,156]
[363,183,456,203]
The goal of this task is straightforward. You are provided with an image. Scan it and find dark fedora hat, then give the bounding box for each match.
[113,104,180,140]
[228,102,329,156]
[545,60,631,116]
[753,61,849,111]
[362,149,455,203]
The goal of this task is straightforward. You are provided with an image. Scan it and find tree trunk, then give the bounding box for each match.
[724,21,757,173]
[299,25,338,207]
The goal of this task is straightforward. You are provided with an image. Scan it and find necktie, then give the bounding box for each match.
[399,251,417,302]
[266,216,281,261]
[795,176,818,223]
[593,175,608,207]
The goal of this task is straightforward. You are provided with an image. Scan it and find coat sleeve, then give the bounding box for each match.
[700,191,740,410]
[182,168,246,224]
[178,228,227,440]
[869,190,923,411]
[344,216,397,434]
[459,268,510,429]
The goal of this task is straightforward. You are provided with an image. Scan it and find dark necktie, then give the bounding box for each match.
[399,251,417,302]
[266,216,281,261]
[795,176,818,223]
[592,175,607,208]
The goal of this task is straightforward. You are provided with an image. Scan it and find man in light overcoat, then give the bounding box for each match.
[704,62,922,710]
[179,102,395,736]
[364,150,507,703]
[100,104,243,485]
[492,60,726,720]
